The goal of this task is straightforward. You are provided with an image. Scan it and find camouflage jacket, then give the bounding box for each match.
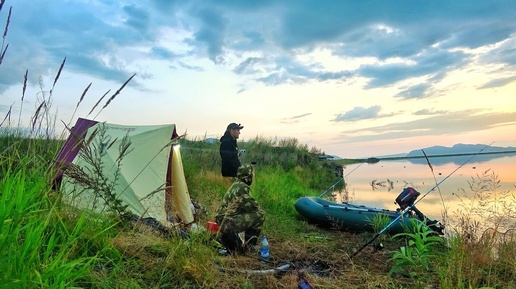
[215,180,263,225]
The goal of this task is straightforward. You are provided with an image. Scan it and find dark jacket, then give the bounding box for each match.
[219,132,240,177]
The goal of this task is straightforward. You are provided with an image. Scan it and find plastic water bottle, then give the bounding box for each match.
[260,235,270,261]
[298,279,313,289]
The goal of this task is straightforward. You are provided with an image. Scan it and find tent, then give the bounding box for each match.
[54,117,194,225]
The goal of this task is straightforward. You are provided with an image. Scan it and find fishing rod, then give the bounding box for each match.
[421,149,447,224]
[318,162,365,198]
[350,142,494,258]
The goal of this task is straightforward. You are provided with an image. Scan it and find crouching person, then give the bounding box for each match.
[215,164,264,254]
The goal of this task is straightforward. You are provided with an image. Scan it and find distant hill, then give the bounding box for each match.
[316,143,516,165]
[406,143,516,157]
[401,144,516,165]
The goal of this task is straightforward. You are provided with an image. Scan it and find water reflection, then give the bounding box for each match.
[330,154,516,235]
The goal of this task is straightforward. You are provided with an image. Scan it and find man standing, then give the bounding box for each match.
[219,123,243,178]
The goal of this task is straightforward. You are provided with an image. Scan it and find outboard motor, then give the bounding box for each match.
[395,187,445,235]
[395,187,420,210]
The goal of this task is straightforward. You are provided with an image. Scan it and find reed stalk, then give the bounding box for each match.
[0,3,11,66]
[93,73,136,119]
[67,82,91,128]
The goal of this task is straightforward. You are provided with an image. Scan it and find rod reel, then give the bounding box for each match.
[394,187,444,235]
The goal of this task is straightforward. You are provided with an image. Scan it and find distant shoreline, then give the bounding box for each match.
[335,150,516,165]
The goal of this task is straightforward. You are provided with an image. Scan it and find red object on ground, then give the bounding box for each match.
[206,221,219,233]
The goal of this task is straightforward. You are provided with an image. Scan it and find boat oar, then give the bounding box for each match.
[350,142,493,258]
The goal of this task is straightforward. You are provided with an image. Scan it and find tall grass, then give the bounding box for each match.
[0,4,144,287]
[62,124,133,217]
[436,170,515,288]
[0,137,122,288]
[2,122,515,288]
[389,219,444,285]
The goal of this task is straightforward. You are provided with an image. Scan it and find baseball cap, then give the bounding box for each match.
[227,123,244,130]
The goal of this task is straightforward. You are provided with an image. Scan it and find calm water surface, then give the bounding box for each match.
[332,153,516,234]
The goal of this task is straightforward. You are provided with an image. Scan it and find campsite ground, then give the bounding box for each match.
[0,135,514,289]
[112,218,412,288]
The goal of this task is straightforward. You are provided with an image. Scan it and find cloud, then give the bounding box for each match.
[233,57,266,74]
[0,1,153,91]
[493,37,516,65]
[0,103,12,113]
[478,76,516,89]
[233,31,266,50]
[413,109,448,116]
[317,71,353,81]
[190,7,228,63]
[273,1,516,61]
[334,111,516,142]
[150,0,181,12]
[334,106,382,122]
[394,83,432,99]
[1,0,516,98]
[289,113,311,119]
[238,55,352,85]
[280,113,312,124]
[150,47,179,60]
[177,61,204,72]
[359,48,467,89]
[123,5,151,34]
[255,56,320,85]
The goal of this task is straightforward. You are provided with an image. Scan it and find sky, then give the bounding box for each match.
[1,0,516,158]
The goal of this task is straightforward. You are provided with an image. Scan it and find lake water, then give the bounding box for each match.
[331,153,516,235]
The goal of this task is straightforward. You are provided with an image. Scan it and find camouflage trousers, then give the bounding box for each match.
[217,211,265,253]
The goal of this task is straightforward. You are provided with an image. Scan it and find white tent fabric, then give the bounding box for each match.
[61,120,194,225]
[169,145,195,223]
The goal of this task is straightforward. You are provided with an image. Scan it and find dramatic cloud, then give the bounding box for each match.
[359,48,467,88]
[2,0,516,95]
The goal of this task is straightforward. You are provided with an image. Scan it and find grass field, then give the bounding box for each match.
[1,131,514,289]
